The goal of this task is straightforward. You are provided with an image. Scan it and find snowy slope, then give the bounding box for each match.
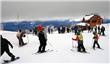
[0,24,110,64]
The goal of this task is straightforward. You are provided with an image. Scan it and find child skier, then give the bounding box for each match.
[93,32,101,50]
[37,25,47,53]
[1,35,16,61]
[72,31,87,53]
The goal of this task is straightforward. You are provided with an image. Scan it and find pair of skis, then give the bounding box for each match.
[71,40,90,54]
[71,40,104,54]
[70,49,90,54]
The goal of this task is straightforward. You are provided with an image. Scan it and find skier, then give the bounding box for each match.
[93,32,101,50]
[94,26,97,33]
[0,35,16,61]
[37,25,47,53]
[48,27,51,34]
[74,26,78,35]
[16,30,27,47]
[72,31,87,53]
[62,26,65,33]
[101,26,105,36]
[67,27,70,33]
[33,27,37,35]
[88,25,91,33]
[90,26,93,32]
[71,26,74,33]
[98,25,101,35]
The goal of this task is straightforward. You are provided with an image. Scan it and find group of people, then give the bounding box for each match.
[1,24,47,61]
[88,25,105,36]
[58,25,71,34]
[33,25,55,35]
[17,25,47,53]
[72,25,105,53]
[0,24,105,61]
[0,30,28,61]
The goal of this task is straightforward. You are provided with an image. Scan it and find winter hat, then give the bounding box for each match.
[37,24,43,32]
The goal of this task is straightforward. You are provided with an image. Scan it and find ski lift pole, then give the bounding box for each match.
[17,12,20,30]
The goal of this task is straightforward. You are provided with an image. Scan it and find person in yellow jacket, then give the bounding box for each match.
[72,31,87,53]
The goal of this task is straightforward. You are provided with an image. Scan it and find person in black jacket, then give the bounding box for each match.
[98,25,101,35]
[37,25,47,53]
[101,26,105,36]
[0,35,16,61]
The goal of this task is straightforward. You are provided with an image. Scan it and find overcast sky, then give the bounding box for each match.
[1,0,110,21]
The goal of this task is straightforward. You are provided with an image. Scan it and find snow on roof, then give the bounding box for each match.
[76,23,87,26]
[84,15,94,20]
[69,15,94,22]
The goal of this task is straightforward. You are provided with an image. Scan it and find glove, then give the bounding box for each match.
[72,38,74,40]
[23,35,26,37]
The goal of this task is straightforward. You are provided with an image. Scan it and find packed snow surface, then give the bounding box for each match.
[0,24,110,64]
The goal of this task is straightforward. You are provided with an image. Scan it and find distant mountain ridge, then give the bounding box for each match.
[1,19,110,31]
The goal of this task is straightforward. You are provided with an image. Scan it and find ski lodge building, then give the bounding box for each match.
[82,14,103,26]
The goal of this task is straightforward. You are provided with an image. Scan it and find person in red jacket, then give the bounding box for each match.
[93,32,101,50]
[72,32,87,53]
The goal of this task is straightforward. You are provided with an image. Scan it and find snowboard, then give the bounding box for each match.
[3,57,20,64]
[34,49,54,55]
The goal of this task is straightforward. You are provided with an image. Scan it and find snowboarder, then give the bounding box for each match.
[101,26,105,36]
[93,32,101,50]
[0,35,16,61]
[37,25,47,53]
[16,30,27,47]
[72,31,87,53]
